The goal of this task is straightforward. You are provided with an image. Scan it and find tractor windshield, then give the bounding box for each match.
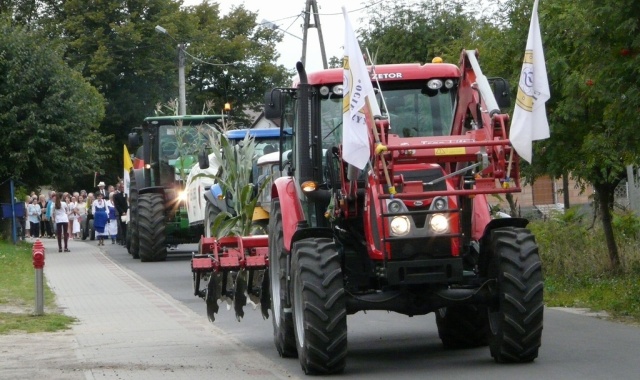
[159,124,212,161]
[319,81,456,144]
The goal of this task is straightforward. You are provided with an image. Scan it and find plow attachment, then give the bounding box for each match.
[192,235,270,322]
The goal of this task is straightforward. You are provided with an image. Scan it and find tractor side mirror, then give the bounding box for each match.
[198,149,210,169]
[264,89,283,126]
[489,77,511,109]
[127,132,141,151]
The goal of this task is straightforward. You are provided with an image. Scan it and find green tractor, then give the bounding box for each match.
[126,115,224,262]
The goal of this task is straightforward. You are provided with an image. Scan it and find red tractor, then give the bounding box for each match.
[192,50,543,375]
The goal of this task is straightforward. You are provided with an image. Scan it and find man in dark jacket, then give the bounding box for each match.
[113,182,128,245]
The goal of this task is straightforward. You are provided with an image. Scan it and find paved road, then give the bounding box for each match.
[104,243,640,379]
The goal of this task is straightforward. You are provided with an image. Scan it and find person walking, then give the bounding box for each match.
[37,194,46,237]
[92,192,109,246]
[77,195,87,239]
[97,181,108,198]
[82,193,95,240]
[106,192,119,244]
[113,182,128,245]
[22,195,31,240]
[52,192,70,252]
[45,191,56,238]
[67,196,77,240]
[27,197,41,239]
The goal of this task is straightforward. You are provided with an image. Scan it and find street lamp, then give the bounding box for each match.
[155,25,187,115]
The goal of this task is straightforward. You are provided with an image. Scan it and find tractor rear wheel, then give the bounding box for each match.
[268,201,297,357]
[127,181,139,259]
[436,305,488,349]
[291,237,347,375]
[137,193,167,262]
[487,227,544,363]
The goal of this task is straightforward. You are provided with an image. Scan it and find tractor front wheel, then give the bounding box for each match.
[268,201,297,357]
[137,193,167,262]
[291,237,347,375]
[487,227,544,363]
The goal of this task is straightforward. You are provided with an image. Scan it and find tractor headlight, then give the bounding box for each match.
[390,216,411,236]
[427,79,443,90]
[178,191,188,202]
[429,214,449,234]
[432,197,447,210]
[388,200,403,213]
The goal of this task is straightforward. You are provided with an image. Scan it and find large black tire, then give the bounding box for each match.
[137,193,167,262]
[487,227,544,363]
[291,237,347,375]
[128,182,140,259]
[268,201,297,357]
[436,305,489,349]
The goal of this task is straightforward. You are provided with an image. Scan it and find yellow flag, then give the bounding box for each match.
[123,145,133,196]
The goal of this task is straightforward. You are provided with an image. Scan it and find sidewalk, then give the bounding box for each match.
[1,237,296,380]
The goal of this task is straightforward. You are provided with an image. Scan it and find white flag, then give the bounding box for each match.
[342,7,381,170]
[509,0,550,163]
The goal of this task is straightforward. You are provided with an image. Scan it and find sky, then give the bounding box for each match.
[181,0,392,73]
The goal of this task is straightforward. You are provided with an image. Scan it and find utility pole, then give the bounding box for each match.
[156,25,187,115]
[301,0,328,69]
[178,43,187,115]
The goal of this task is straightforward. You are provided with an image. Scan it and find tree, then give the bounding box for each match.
[359,0,484,64]
[536,0,640,271]
[0,21,108,190]
[175,3,290,125]
[27,0,290,184]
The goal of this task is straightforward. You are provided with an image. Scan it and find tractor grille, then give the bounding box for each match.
[389,237,451,260]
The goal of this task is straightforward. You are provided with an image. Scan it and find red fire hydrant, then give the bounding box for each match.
[33,239,45,315]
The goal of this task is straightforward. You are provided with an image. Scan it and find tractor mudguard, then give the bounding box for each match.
[480,217,529,245]
[291,227,333,247]
[271,176,306,251]
[132,168,164,196]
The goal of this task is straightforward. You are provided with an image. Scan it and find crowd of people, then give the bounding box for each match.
[21,181,129,253]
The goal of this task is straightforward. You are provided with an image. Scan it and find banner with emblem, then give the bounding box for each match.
[341,6,381,170]
[509,0,550,163]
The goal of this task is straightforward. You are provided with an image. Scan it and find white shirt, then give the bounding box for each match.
[52,202,70,224]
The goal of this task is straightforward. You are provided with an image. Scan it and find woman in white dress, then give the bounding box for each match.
[76,195,87,239]
[68,196,81,239]
[105,192,119,244]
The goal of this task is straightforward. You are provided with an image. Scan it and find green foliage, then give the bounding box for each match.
[6,1,290,187]
[545,275,640,323]
[612,210,640,241]
[359,0,485,64]
[0,21,108,189]
[206,129,269,237]
[529,213,640,279]
[0,241,75,334]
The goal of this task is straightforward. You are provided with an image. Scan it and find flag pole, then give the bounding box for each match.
[364,98,394,194]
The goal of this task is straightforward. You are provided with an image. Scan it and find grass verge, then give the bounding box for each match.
[528,209,640,325]
[0,240,75,334]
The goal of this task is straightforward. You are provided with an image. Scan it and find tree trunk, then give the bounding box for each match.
[563,172,570,210]
[594,183,620,271]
